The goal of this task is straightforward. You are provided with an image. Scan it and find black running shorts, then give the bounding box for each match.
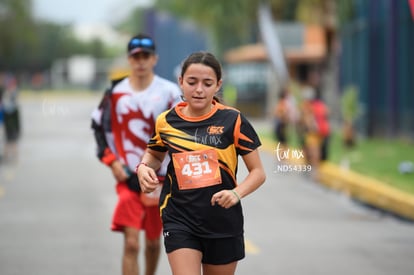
[163,230,245,265]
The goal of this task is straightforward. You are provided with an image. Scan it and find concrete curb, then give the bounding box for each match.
[260,137,414,221]
[318,162,414,221]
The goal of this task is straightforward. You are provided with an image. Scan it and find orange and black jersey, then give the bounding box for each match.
[148,101,261,238]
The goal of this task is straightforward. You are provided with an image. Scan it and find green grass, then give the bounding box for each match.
[258,126,414,195]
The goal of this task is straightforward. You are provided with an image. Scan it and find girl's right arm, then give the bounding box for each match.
[136,149,167,193]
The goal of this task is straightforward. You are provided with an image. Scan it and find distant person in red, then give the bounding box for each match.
[311,89,330,162]
[299,87,330,172]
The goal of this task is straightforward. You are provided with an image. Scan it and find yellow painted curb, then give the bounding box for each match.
[260,136,414,221]
[318,162,414,221]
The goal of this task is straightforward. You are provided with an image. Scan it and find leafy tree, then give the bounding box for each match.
[336,0,356,26]
[0,0,114,72]
[0,0,36,70]
[154,0,340,56]
[155,0,259,55]
[115,8,147,35]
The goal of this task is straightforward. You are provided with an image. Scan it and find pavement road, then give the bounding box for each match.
[0,93,413,275]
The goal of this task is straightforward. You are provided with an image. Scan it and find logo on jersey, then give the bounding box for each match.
[195,126,223,146]
[207,125,224,135]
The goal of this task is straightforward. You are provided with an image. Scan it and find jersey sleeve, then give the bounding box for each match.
[234,112,261,156]
[148,111,169,152]
[90,89,117,166]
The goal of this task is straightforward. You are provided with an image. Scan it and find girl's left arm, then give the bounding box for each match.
[235,149,266,199]
[211,149,266,208]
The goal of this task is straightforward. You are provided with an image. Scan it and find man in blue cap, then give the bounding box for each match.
[91,33,182,275]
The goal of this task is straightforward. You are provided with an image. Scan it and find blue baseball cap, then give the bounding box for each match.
[127,34,156,55]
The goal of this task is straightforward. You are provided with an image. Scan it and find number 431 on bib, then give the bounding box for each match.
[172,148,222,190]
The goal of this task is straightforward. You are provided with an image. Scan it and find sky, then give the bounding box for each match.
[32,0,154,25]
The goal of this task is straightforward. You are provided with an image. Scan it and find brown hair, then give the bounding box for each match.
[181,51,222,81]
[180,51,222,102]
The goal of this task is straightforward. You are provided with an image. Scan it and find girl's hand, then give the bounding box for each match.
[137,164,159,193]
[211,189,240,209]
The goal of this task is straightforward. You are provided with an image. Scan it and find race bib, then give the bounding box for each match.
[172,149,222,190]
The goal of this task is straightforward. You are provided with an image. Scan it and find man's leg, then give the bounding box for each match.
[123,226,140,275]
[143,205,162,275]
[144,237,161,275]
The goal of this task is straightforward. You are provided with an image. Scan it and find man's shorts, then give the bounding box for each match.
[163,230,245,265]
[111,181,162,240]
